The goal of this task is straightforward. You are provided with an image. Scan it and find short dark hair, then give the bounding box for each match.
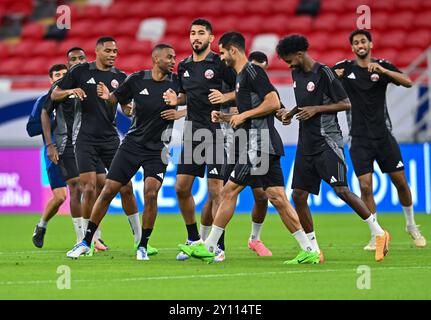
[48,64,67,78]
[349,29,372,44]
[276,34,309,58]
[191,18,212,33]
[248,51,268,64]
[66,47,85,57]
[96,36,116,46]
[219,32,245,52]
[152,43,173,53]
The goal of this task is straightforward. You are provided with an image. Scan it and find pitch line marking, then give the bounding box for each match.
[1,266,431,286]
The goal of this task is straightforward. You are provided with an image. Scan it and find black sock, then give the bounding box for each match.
[83,221,98,245]
[217,231,225,250]
[138,228,153,249]
[186,223,200,241]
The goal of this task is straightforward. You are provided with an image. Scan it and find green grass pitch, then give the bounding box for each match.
[0,213,430,300]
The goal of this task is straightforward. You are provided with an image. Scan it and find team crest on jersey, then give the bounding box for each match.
[111,79,119,88]
[306,81,315,92]
[205,69,214,79]
[370,73,380,82]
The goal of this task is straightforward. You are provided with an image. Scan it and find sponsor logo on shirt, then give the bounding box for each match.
[347,72,356,79]
[183,70,190,77]
[86,77,96,84]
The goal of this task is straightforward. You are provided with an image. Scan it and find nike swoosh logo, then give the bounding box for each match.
[298,258,307,263]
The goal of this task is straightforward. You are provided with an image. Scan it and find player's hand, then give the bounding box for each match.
[97,82,109,100]
[211,110,222,123]
[122,102,134,116]
[296,106,318,121]
[208,89,226,104]
[161,109,179,120]
[334,68,345,77]
[230,113,246,129]
[163,88,178,106]
[47,144,59,165]
[368,62,387,74]
[70,88,87,100]
[281,109,293,125]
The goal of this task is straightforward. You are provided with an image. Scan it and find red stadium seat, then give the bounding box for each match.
[74,5,103,20]
[344,0,370,11]
[320,0,345,14]
[220,1,247,16]
[394,0,422,12]
[68,20,95,39]
[0,57,24,75]
[395,48,423,67]
[386,12,414,31]
[214,16,240,33]
[335,14,358,31]
[307,33,329,51]
[21,22,45,40]
[285,16,313,34]
[238,15,266,34]
[165,17,191,36]
[20,57,49,75]
[369,13,388,31]
[377,31,406,50]
[101,2,130,19]
[372,49,398,64]
[261,15,288,35]
[313,14,338,32]
[319,51,348,67]
[32,41,59,57]
[370,0,395,13]
[245,0,272,15]
[327,32,350,50]
[10,41,35,58]
[405,30,431,49]
[413,11,431,29]
[126,40,153,55]
[270,0,298,15]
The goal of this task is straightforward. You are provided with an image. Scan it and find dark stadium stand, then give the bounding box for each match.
[0,0,430,88]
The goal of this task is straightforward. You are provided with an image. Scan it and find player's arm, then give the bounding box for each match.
[41,108,59,164]
[368,62,412,88]
[161,89,187,120]
[230,91,280,128]
[211,107,238,123]
[97,80,134,116]
[208,89,235,104]
[296,98,351,121]
[51,67,86,102]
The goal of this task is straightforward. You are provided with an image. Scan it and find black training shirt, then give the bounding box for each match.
[57,61,127,144]
[333,58,401,139]
[178,51,236,141]
[235,62,284,156]
[292,62,348,156]
[113,70,180,155]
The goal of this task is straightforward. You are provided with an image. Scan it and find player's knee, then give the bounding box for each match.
[53,189,67,204]
[120,184,134,197]
[334,187,350,201]
[266,190,286,208]
[253,189,268,204]
[359,182,372,196]
[144,189,158,204]
[175,184,191,198]
[292,189,307,205]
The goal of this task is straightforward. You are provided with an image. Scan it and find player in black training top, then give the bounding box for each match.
[162,19,236,262]
[41,48,91,246]
[277,34,390,262]
[333,29,426,249]
[217,51,274,256]
[51,37,141,256]
[179,32,320,265]
[66,44,179,260]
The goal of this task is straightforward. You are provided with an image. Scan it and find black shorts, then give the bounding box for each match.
[75,138,119,174]
[350,134,404,177]
[58,145,79,181]
[222,156,263,189]
[107,143,167,185]
[292,148,348,195]
[229,154,284,190]
[177,140,224,180]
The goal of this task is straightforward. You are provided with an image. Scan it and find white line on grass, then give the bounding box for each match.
[1,266,431,286]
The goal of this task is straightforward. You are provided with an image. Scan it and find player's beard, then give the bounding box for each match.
[192,41,210,54]
[355,48,370,59]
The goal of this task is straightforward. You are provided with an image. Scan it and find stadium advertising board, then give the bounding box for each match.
[1,144,429,214]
